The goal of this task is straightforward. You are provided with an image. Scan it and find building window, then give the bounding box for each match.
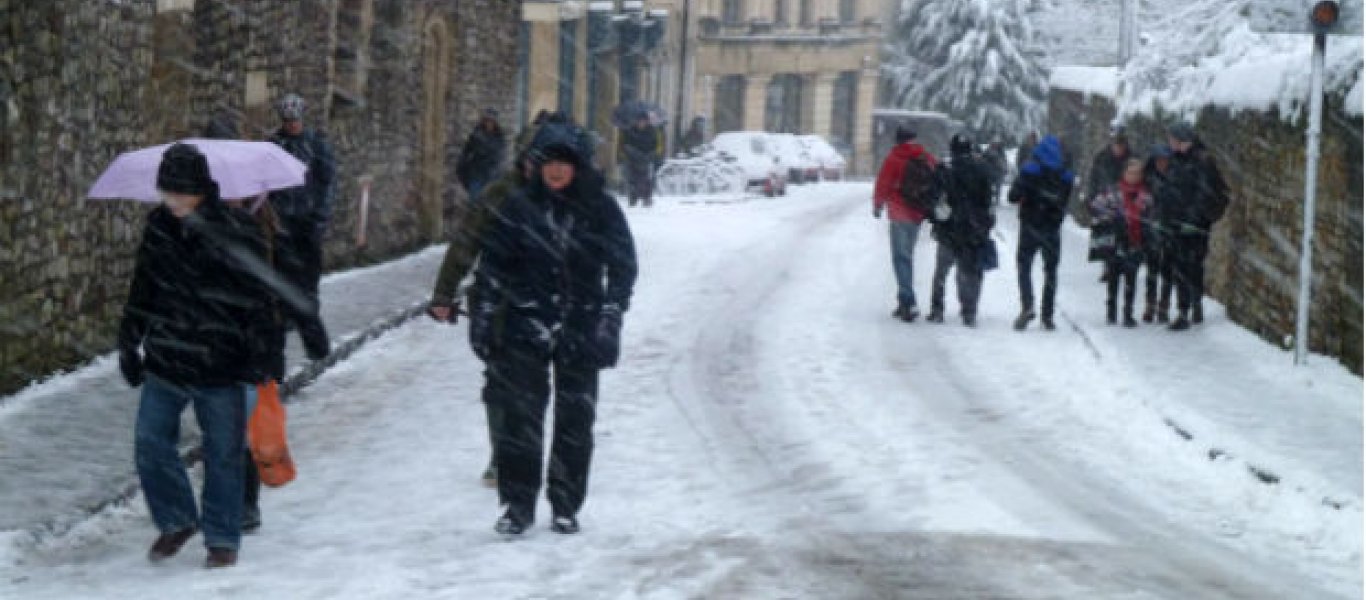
[839,0,855,23]
[714,75,745,134]
[775,0,788,25]
[830,71,857,150]
[799,0,813,26]
[722,0,743,25]
[765,74,803,134]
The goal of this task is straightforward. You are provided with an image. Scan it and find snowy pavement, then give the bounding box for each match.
[1,182,1360,598]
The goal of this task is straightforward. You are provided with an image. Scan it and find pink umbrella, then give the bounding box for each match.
[88,138,308,202]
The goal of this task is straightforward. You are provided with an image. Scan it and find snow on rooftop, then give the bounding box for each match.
[1049,66,1119,99]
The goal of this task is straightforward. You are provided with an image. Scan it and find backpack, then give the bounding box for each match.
[899,154,940,214]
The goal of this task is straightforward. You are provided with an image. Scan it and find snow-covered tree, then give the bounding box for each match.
[882,0,1049,143]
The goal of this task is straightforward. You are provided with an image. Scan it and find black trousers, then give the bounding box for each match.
[1016,224,1061,317]
[485,346,599,521]
[1170,234,1208,312]
[1106,253,1142,316]
[277,214,330,346]
[930,241,984,318]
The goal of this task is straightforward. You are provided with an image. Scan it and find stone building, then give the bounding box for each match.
[0,0,519,395]
[1048,84,1363,375]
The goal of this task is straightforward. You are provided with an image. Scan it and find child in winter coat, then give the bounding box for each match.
[1089,158,1153,327]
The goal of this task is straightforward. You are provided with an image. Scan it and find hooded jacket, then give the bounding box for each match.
[471,155,637,367]
[873,142,939,223]
[1008,135,1075,229]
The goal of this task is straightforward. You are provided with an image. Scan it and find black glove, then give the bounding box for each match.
[119,349,144,388]
[592,304,624,369]
[468,303,496,362]
[300,319,331,361]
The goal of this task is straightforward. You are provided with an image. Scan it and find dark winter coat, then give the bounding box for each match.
[431,168,525,306]
[1086,144,1131,202]
[268,127,336,227]
[457,123,508,188]
[119,201,274,387]
[982,145,1008,187]
[1144,160,1175,245]
[470,167,637,368]
[934,151,995,249]
[1164,142,1230,235]
[619,125,660,167]
[1008,135,1075,229]
[680,120,706,155]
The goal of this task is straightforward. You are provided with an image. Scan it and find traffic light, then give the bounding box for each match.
[1311,1,1341,32]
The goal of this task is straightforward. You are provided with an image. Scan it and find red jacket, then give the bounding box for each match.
[873,142,937,223]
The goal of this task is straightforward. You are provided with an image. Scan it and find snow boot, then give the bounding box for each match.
[550,515,580,535]
[242,505,262,534]
[1169,310,1191,331]
[1041,315,1056,331]
[495,508,532,536]
[1106,303,1117,325]
[901,306,920,323]
[147,527,197,562]
[204,548,237,569]
[1142,303,1155,323]
[1123,313,1138,328]
[1013,308,1036,331]
[480,464,497,488]
[926,309,944,323]
[962,314,977,328]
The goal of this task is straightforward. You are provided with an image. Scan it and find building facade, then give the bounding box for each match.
[516,0,881,176]
[0,0,519,394]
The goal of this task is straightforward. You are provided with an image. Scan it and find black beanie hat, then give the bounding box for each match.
[156,143,217,196]
[895,126,917,144]
[535,142,582,168]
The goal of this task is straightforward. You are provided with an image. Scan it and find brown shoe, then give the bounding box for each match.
[147,527,197,562]
[205,547,238,569]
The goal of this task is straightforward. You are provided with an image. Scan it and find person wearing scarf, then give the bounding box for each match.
[1089,158,1153,327]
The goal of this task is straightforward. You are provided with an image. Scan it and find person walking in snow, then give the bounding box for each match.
[469,131,637,536]
[118,143,276,569]
[1090,158,1153,327]
[1007,134,1075,331]
[267,93,334,359]
[456,108,508,200]
[927,134,996,327]
[873,126,940,322]
[619,114,661,207]
[1162,122,1230,331]
[1143,143,1175,323]
[1085,125,1133,284]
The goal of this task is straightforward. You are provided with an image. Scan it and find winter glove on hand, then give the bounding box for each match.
[468,303,496,362]
[592,304,624,369]
[300,320,331,361]
[119,349,144,388]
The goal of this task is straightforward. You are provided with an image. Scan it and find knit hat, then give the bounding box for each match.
[1167,122,1196,143]
[277,93,306,121]
[895,126,916,144]
[156,143,217,196]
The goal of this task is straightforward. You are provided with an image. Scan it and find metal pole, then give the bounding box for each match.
[1294,32,1327,365]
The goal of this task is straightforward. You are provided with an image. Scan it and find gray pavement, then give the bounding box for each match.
[0,246,447,537]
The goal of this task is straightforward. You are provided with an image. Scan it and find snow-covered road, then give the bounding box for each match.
[3,182,1359,598]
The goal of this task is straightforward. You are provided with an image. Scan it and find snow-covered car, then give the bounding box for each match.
[703,131,788,197]
[796,135,847,181]
[767,133,821,184]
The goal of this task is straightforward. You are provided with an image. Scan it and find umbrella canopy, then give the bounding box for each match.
[612,100,667,129]
[88,138,307,202]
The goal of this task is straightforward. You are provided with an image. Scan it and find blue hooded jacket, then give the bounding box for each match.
[1009,134,1075,228]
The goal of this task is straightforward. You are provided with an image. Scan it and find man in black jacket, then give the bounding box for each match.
[620,115,660,207]
[1163,122,1230,330]
[268,93,334,357]
[470,137,638,536]
[928,134,995,327]
[1008,134,1075,331]
[456,108,508,200]
[119,143,276,569]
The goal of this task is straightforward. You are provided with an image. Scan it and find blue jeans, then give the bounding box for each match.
[889,220,922,308]
[135,375,246,551]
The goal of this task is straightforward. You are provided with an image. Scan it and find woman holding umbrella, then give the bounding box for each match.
[117,143,278,568]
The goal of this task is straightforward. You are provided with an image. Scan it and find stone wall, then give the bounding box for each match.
[0,0,520,395]
[1049,88,1364,374]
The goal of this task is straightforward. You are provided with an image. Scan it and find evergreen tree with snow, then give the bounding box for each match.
[882,0,1049,144]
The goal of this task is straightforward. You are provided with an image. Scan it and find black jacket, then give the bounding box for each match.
[1008,135,1075,229]
[119,201,274,387]
[268,127,337,226]
[1165,142,1230,234]
[1086,146,1131,202]
[457,124,508,186]
[471,169,637,365]
[935,152,995,249]
[619,126,660,167]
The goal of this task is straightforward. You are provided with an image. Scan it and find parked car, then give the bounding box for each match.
[704,131,788,197]
[796,135,847,181]
[768,133,821,184]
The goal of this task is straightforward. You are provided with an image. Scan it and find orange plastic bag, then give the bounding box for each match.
[248,380,296,487]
